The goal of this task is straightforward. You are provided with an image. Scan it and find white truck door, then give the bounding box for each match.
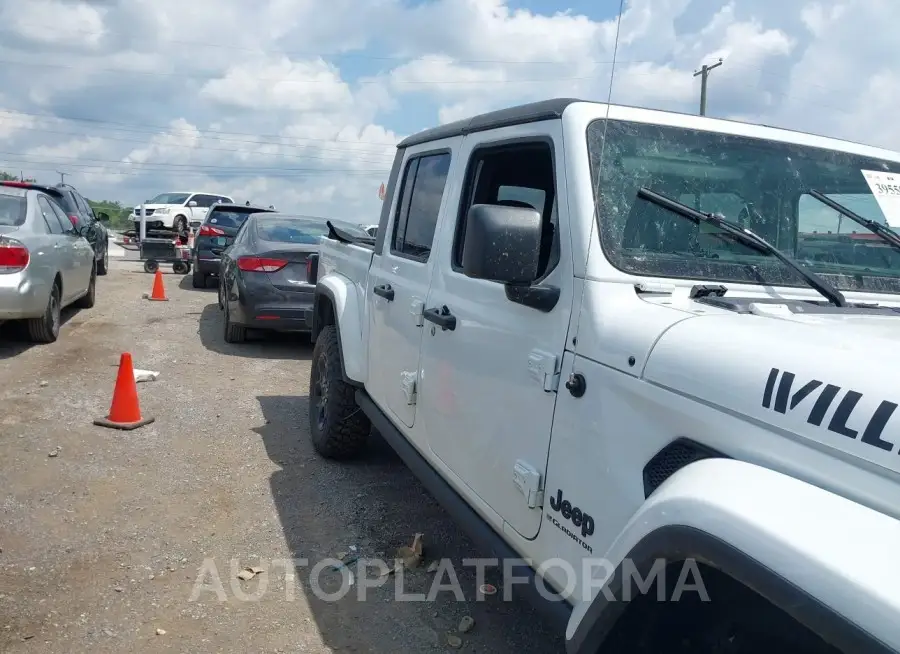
[366,143,456,429]
[418,124,573,540]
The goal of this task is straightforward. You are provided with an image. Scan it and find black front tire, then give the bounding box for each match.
[309,325,370,459]
[173,215,188,234]
[74,267,96,309]
[97,246,108,276]
[27,281,61,343]
[143,259,159,274]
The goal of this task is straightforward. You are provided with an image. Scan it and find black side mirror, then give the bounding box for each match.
[97,212,110,223]
[462,204,542,284]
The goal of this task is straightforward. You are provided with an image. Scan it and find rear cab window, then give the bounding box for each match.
[390,151,453,262]
[0,188,27,226]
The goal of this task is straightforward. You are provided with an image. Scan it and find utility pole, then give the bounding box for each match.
[693,58,723,116]
[56,170,67,185]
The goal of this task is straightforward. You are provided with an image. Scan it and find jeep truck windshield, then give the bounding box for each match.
[589,119,900,295]
[636,187,846,306]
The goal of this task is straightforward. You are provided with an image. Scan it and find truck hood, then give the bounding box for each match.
[642,300,900,475]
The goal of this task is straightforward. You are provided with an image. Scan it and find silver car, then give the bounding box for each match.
[0,184,97,342]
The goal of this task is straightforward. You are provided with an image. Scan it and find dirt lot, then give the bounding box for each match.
[0,259,561,653]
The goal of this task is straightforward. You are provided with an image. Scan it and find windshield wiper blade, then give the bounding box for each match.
[637,187,847,307]
[807,189,900,253]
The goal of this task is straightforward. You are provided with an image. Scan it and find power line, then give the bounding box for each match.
[0,161,387,179]
[0,56,618,85]
[0,151,389,174]
[0,108,399,148]
[0,124,396,166]
[0,24,653,67]
[0,115,396,161]
[693,58,723,116]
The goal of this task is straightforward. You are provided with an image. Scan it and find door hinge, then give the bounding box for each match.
[410,297,425,327]
[527,350,561,392]
[513,460,544,509]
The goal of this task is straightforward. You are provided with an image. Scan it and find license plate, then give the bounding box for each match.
[213,237,228,246]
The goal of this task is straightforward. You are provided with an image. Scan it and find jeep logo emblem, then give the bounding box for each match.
[548,489,594,537]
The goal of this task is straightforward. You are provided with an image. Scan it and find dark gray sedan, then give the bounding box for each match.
[218,213,328,343]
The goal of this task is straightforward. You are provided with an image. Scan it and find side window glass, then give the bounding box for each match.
[38,196,66,234]
[498,185,546,213]
[232,218,249,245]
[49,199,74,233]
[390,153,451,261]
[391,159,418,252]
[455,143,558,278]
[75,193,92,218]
[185,194,199,206]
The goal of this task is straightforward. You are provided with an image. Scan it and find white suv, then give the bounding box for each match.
[132,191,233,232]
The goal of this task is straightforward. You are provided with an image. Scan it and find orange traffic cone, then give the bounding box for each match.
[148,269,168,301]
[93,353,155,430]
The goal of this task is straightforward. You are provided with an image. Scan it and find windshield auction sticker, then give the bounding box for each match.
[860,169,900,227]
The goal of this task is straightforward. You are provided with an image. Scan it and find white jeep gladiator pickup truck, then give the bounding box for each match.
[308,98,900,653]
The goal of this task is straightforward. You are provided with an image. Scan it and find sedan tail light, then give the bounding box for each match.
[305,254,319,283]
[0,238,29,273]
[237,256,287,272]
[199,224,225,236]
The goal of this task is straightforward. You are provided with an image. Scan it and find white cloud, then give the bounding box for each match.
[0,109,36,141]
[0,0,896,219]
[0,0,106,49]
[201,58,353,112]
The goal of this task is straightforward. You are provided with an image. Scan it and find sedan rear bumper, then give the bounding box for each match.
[232,300,313,332]
[0,272,49,319]
[194,256,220,275]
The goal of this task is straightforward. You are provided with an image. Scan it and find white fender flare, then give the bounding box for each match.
[566,458,900,654]
[312,273,366,384]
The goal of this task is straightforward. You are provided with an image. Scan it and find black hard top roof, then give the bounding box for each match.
[395,96,892,155]
[396,98,582,148]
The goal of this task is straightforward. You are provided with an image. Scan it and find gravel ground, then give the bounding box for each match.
[0,259,562,653]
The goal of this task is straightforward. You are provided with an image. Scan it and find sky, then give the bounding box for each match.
[0,0,896,223]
